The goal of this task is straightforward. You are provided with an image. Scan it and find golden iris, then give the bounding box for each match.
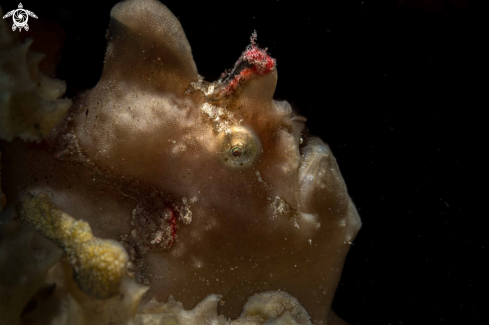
[218,126,261,168]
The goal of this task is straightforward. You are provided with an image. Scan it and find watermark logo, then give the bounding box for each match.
[2,3,37,32]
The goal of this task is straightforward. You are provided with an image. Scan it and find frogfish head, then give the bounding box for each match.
[65,0,361,322]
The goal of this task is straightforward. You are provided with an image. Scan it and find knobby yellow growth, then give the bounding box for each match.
[17,192,128,299]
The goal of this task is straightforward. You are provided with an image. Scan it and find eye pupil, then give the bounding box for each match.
[231,147,244,157]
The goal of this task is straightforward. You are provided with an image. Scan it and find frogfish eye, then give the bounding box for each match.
[219,126,261,168]
[231,146,244,157]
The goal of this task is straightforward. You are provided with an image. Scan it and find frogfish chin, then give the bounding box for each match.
[0,0,361,324]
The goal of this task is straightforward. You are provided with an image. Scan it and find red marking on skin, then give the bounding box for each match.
[167,208,178,248]
[222,31,276,95]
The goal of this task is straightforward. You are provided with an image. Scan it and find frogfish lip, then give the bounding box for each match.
[295,137,333,232]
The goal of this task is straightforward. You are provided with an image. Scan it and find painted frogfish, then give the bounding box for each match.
[0,0,361,324]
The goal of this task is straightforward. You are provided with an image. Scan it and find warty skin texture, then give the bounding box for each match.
[0,0,361,323]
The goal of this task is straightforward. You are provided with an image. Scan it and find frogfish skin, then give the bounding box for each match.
[0,0,361,324]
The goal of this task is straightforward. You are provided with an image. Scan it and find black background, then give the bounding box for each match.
[2,0,485,324]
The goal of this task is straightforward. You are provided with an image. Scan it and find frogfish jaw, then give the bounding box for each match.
[297,136,361,241]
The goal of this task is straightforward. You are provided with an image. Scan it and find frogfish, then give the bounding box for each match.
[0,0,361,324]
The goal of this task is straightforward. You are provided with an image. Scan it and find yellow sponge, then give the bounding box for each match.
[17,192,128,299]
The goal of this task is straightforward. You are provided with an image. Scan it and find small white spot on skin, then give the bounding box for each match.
[270,196,291,220]
[338,219,346,227]
[192,257,203,268]
[200,102,235,133]
[255,170,272,190]
[178,197,192,224]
